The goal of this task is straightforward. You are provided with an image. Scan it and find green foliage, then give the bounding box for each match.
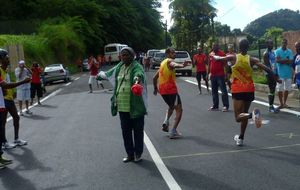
[244,9,300,37]
[38,17,85,64]
[253,69,267,84]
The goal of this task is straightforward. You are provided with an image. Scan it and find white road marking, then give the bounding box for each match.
[74,77,80,81]
[7,88,63,122]
[144,132,182,190]
[161,143,300,159]
[64,82,71,86]
[185,79,300,116]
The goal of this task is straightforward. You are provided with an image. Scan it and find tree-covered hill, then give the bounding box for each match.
[243,9,300,37]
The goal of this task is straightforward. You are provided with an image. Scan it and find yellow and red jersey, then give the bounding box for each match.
[158,58,178,95]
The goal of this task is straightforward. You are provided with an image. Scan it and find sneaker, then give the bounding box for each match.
[234,135,243,146]
[269,106,279,113]
[0,162,6,169]
[26,110,33,114]
[208,106,219,111]
[2,142,17,149]
[222,107,229,112]
[162,121,169,132]
[14,139,28,146]
[134,155,142,162]
[19,111,24,116]
[252,108,262,128]
[169,130,182,139]
[0,156,13,165]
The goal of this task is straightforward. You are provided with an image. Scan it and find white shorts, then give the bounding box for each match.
[88,75,102,85]
[17,89,30,101]
[277,78,292,92]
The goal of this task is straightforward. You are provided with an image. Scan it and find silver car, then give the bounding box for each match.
[43,64,70,85]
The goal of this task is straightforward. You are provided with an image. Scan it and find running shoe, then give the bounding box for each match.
[134,155,142,162]
[19,111,24,116]
[0,162,6,169]
[162,121,169,132]
[269,106,279,113]
[26,110,33,114]
[222,107,229,112]
[208,107,219,111]
[2,142,17,149]
[0,156,12,165]
[169,130,182,139]
[234,135,243,146]
[252,108,262,128]
[14,139,28,146]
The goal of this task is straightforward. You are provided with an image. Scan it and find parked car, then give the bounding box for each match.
[82,59,89,71]
[151,51,166,69]
[146,49,160,67]
[43,64,70,85]
[174,51,192,76]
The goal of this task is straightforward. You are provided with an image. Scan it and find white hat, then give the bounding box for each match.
[18,60,25,65]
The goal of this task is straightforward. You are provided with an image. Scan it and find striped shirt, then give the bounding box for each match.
[117,64,131,112]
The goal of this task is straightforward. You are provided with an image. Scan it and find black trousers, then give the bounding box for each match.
[119,112,144,157]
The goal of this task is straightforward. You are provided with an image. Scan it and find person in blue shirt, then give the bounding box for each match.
[293,42,300,99]
[275,39,294,109]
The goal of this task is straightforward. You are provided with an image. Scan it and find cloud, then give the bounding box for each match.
[275,0,299,11]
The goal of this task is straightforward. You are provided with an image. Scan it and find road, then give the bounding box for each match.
[1,69,300,190]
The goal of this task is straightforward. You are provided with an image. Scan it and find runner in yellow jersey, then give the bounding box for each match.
[153,47,189,139]
[213,39,275,146]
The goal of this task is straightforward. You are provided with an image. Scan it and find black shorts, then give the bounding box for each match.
[232,92,254,101]
[31,83,43,98]
[196,71,207,81]
[161,94,181,108]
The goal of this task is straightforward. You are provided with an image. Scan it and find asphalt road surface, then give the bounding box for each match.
[1,69,300,190]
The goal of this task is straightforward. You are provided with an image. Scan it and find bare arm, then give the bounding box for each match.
[263,52,269,67]
[276,56,293,64]
[0,77,31,89]
[153,70,159,95]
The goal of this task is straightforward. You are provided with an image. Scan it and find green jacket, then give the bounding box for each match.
[105,61,147,118]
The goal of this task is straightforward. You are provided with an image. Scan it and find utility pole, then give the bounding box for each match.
[165,20,168,47]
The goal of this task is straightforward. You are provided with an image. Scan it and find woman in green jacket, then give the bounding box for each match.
[98,47,147,163]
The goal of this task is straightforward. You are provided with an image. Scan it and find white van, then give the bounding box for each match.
[104,43,128,63]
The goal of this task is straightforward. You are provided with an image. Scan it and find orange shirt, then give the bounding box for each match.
[231,54,254,93]
[158,58,178,95]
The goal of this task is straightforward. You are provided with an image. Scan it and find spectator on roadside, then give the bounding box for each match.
[15,60,32,116]
[143,56,150,72]
[193,47,209,94]
[275,38,294,109]
[208,42,229,112]
[153,47,189,139]
[263,39,281,113]
[293,42,300,104]
[97,47,147,163]
[88,55,103,93]
[75,58,83,72]
[30,62,43,105]
[0,49,31,168]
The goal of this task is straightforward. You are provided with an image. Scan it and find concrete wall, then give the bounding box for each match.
[283,30,300,53]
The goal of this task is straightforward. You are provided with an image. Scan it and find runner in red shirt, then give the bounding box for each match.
[88,55,103,93]
[193,47,209,94]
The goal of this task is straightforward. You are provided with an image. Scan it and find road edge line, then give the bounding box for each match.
[144,132,182,190]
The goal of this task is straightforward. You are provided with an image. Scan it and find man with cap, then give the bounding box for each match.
[97,46,147,163]
[15,60,32,115]
[0,48,31,168]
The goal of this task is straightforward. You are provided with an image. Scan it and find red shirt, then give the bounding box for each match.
[89,59,99,76]
[31,67,42,84]
[209,50,226,77]
[193,53,207,72]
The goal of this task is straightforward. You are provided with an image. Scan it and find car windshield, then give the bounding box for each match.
[47,64,62,68]
[149,50,160,57]
[154,52,165,58]
[105,47,117,52]
[175,52,189,59]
